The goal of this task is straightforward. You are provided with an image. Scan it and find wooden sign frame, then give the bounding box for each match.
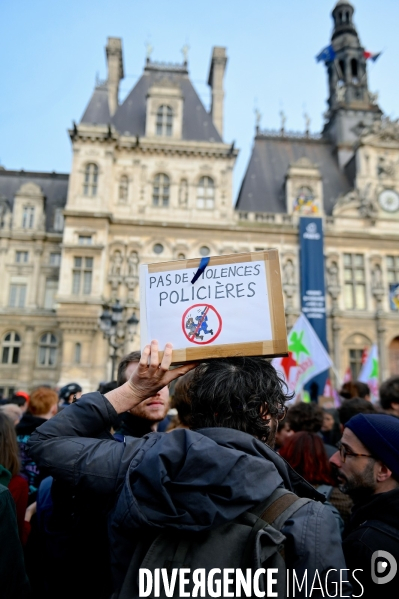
[140,250,288,363]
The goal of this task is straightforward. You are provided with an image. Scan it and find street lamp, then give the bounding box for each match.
[99,300,139,381]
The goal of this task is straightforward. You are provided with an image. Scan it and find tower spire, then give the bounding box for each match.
[322,1,382,166]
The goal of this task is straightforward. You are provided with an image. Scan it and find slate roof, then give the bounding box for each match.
[235,134,352,216]
[0,169,69,232]
[81,82,110,125]
[80,61,222,143]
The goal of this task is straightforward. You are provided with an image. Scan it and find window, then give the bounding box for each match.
[38,333,57,366]
[344,254,366,310]
[83,163,98,196]
[199,246,210,257]
[0,387,15,399]
[74,342,81,364]
[44,279,58,309]
[349,349,364,380]
[16,251,28,263]
[49,252,61,266]
[197,177,215,209]
[2,332,21,365]
[119,175,129,202]
[153,244,164,255]
[22,206,35,229]
[9,284,27,308]
[387,256,399,284]
[54,208,64,232]
[78,235,92,245]
[72,257,93,295]
[156,105,173,136]
[152,174,170,207]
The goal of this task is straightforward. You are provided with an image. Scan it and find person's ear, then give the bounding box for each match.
[375,462,393,483]
[50,404,58,416]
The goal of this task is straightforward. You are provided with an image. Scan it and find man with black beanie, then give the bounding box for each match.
[330,413,399,597]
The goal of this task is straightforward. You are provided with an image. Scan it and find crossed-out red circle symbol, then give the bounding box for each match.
[182,304,222,345]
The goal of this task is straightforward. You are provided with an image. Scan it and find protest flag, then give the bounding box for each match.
[272,313,333,401]
[358,344,379,403]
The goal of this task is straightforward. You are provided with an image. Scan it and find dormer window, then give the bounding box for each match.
[83,163,98,196]
[22,206,35,229]
[156,105,173,136]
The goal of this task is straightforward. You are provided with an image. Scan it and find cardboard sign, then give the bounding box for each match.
[140,250,288,363]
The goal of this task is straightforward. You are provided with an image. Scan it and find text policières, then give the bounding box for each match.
[149,264,262,307]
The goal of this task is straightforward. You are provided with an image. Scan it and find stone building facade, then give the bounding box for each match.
[0,0,398,394]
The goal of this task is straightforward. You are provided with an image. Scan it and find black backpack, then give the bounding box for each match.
[118,487,311,599]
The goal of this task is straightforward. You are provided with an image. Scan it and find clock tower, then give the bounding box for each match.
[322,0,382,167]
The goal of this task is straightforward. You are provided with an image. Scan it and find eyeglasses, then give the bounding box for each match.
[276,405,288,422]
[336,442,375,463]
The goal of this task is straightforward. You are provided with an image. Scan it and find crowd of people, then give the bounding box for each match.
[1,343,399,598]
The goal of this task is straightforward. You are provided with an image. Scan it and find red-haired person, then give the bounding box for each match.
[279,431,352,530]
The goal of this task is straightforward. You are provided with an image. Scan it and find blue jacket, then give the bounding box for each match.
[28,392,352,597]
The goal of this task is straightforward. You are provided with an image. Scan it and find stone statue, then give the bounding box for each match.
[279,110,286,133]
[181,44,189,62]
[372,264,383,289]
[255,108,262,128]
[336,84,346,103]
[128,251,139,277]
[327,262,339,288]
[304,112,311,133]
[110,250,123,276]
[145,42,153,60]
[282,259,295,286]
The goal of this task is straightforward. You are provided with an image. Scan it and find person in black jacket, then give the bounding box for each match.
[28,341,352,598]
[330,413,399,598]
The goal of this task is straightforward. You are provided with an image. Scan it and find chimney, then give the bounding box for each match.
[207,47,227,138]
[106,37,124,117]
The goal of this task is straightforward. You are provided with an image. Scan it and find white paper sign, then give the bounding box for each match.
[141,260,272,350]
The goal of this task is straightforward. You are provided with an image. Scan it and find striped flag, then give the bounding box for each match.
[358,344,379,403]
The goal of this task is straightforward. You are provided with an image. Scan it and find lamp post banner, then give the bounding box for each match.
[299,217,329,395]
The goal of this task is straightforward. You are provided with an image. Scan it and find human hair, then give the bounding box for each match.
[340,380,370,400]
[97,381,118,394]
[286,402,323,433]
[338,397,377,425]
[188,357,292,444]
[29,387,58,416]
[0,412,20,476]
[279,431,335,485]
[117,351,141,387]
[379,376,399,411]
[171,369,196,428]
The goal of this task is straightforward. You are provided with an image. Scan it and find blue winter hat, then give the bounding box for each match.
[345,413,399,477]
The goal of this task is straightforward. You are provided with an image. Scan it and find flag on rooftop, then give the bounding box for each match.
[316,45,336,63]
[272,313,333,401]
[363,50,382,62]
[358,344,379,403]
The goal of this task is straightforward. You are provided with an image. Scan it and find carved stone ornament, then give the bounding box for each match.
[282,259,295,286]
[127,251,139,277]
[360,117,399,143]
[377,156,396,178]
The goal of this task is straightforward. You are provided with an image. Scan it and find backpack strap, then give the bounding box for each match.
[251,487,312,531]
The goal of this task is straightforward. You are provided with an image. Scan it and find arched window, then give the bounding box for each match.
[83,163,98,197]
[351,59,358,80]
[119,175,129,202]
[38,333,57,367]
[2,332,21,365]
[178,179,188,207]
[156,105,173,137]
[339,60,346,81]
[197,177,215,209]
[152,174,170,207]
[74,342,81,365]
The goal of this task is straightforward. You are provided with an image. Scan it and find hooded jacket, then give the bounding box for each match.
[28,392,351,598]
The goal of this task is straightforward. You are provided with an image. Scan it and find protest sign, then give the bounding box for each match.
[140,250,288,363]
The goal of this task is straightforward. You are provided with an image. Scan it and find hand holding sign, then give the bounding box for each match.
[105,340,197,414]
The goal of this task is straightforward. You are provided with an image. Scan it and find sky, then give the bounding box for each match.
[1,0,398,201]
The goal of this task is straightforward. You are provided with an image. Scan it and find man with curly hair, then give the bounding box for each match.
[28,343,350,598]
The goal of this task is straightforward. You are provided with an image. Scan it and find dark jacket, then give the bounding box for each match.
[0,477,31,598]
[16,412,48,501]
[28,392,352,598]
[343,487,399,598]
